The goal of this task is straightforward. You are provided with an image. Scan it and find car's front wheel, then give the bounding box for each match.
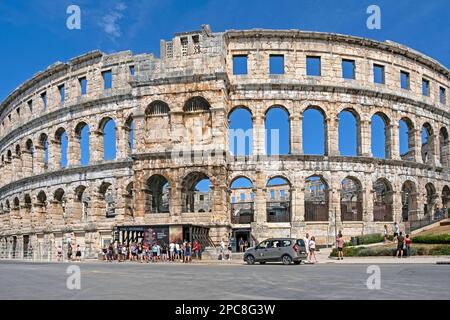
[245,255,255,265]
[282,255,292,265]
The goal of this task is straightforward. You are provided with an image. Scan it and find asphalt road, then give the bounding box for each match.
[0,261,449,300]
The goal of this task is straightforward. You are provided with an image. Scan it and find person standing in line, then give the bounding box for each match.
[193,240,200,260]
[137,243,143,263]
[227,241,233,260]
[162,243,168,262]
[117,243,123,262]
[175,241,180,262]
[396,232,405,258]
[336,232,344,260]
[309,236,317,263]
[75,244,82,261]
[303,233,310,263]
[67,243,73,262]
[184,242,191,263]
[108,243,114,262]
[169,241,175,261]
[122,244,128,262]
[244,240,249,251]
[405,234,412,257]
[239,238,244,253]
[152,243,158,263]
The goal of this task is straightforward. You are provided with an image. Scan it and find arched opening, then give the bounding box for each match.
[439,127,449,167]
[75,122,90,166]
[39,134,49,169]
[305,175,329,221]
[75,186,88,221]
[99,182,115,218]
[421,123,434,164]
[266,177,291,222]
[230,177,254,224]
[401,181,417,222]
[146,174,170,213]
[340,177,363,221]
[26,139,34,174]
[36,191,47,225]
[371,112,390,159]
[53,188,67,219]
[265,106,290,155]
[146,100,170,115]
[125,182,135,217]
[228,107,253,156]
[183,97,212,144]
[125,116,134,159]
[424,183,437,218]
[182,172,211,213]
[303,107,326,155]
[373,179,393,221]
[55,128,68,169]
[399,117,415,161]
[183,96,211,112]
[338,109,360,156]
[100,118,116,161]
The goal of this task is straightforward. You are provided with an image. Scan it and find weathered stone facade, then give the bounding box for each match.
[1,25,449,258]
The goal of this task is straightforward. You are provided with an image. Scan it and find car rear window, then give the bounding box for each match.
[296,239,305,246]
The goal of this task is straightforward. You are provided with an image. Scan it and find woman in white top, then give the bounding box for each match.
[309,236,317,263]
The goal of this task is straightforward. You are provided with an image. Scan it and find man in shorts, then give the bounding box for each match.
[396,232,405,258]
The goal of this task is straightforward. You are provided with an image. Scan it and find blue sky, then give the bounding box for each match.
[1,0,449,191]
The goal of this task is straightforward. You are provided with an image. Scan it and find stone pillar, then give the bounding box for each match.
[21,150,33,177]
[49,140,61,170]
[253,115,266,156]
[365,184,374,222]
[432,133,440,166]
[326,117,339,156]
[3,160,12,185]
[12,154,23,180]
[392,188,403,223]
[254,185,267,224]
[133,112,145,155]
[360,120,372,157]
[91,131,104,163]
[290,115,302,155]
[388,123,400,160]
[413,128,422,163]
[69,132,81,166]
[117,125,128,160]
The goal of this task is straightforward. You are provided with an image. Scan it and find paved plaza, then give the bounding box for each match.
[0,260,449,300]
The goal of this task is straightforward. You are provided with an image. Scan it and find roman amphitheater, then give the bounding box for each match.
[0,25,449,259]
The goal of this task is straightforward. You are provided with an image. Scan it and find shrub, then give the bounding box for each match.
[411,234,450,244]
[330,244,450,257]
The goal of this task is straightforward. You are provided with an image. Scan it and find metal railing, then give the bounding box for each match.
[266,201,290,222]
[305,201,329,221]
[231,202,254,224]
[341,202,363,221]
[406,212,448,233]
[373,203,393,221]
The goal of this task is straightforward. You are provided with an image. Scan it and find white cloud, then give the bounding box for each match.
[99,2,127,39]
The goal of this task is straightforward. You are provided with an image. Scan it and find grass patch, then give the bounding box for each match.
[330,244,450,257]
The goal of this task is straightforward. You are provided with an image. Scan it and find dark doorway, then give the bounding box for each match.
[23,235,29,258]
[233,229,251,253]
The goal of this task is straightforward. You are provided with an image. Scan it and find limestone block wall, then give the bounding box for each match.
[0,26,449,257]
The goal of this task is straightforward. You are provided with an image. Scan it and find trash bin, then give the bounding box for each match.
[351,237,358,246]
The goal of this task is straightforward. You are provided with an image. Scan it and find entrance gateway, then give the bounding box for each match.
[112,224,212,251]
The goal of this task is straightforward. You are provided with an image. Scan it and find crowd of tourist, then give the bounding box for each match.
[101,240,201,263]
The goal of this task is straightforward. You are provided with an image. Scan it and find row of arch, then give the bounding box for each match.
[228,105,450,166]
[1,173,449,226]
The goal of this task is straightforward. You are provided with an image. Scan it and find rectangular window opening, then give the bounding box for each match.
[41,92,47,111]
[422,78,430,97]
[270,54,284,75]
[102,70,112,90]
[439,86,446,104]
[79,77,87,95]
[307,56,321,76]
[129,65,135,76]
[58,84,65,102]
[400,71,410,90]
[342,59,356,79]
[373,64,385,84]
[233,55,248,75]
